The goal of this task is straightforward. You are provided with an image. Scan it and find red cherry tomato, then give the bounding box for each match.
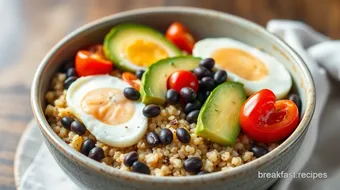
[75,45,113,77]
[165,22,195,54]
[167,70,199,92]
[88,44,106,57]
[122,72,141,91]
[239,89,299,143]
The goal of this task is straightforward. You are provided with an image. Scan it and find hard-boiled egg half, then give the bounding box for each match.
[104,23,182,72]
[66,75,147,147]
[193,38,292,99]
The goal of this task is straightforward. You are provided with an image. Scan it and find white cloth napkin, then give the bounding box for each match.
[267,21,340,190]
[19,20,340,190]
[19,144,79,190]
[267,20,333,190]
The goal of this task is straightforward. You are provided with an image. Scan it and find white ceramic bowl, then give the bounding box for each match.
[31,7,315,190]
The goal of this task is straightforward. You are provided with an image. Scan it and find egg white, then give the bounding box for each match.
[66,75,147,147]
[193,38,292,99]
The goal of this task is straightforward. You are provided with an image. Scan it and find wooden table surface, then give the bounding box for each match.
[0,0,339,189]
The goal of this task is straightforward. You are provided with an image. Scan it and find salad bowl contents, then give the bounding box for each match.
[44,21,301,176]
[32,7,315,190]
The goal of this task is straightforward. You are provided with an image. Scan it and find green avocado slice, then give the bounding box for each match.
[195,82,247,146]
[103,23,182,72]
[141,56,201,105]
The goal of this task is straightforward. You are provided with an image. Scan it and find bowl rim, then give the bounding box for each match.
[31,6,315,184]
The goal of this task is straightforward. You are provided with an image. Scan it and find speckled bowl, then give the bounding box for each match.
[31,7,315,190]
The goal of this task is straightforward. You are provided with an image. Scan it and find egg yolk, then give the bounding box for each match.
[125,39,169,67]
[81,88,135,125]
[212,48,269,81]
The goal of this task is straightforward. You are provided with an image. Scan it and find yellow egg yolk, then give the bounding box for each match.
[81,88,135,125]
[125,39,169,67]
[212,48,269,81]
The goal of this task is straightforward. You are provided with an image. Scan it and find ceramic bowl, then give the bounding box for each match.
[31,7,315,190]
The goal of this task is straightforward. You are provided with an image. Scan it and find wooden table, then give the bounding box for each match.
[1,0,339,189]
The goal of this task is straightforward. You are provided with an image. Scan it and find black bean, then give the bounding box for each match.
[205,91,211,98]
[209,71,215,78]
[186,110,200,124]
[159,128,173,145]
[183,101,201,114]
[199,58,215,70]
[146,132,161,148]
[183,157,202,174]
[193,66,211,79]
[166,89,180,105]
[64,76,78,89]
[131,161,150,175]
[180,87,196,102]
[197,90,210,103]
[70,120,86,135]
[124,151,139,167]
[197,171,210,175]
[251,145,269,158]
[123,87,140,100]
[289,94,302,113]
[197,91,206,104]
[62,60,74,72]
[143,104,161,118]
[61,116,74,130]
[200,77,215,90]
[80,139,96,156]
[176,128,191,144]
[214,70,227,85]
[66,68,77,78]
[135,70,145,79]
[88,147,104,162]
[198,80,202,88]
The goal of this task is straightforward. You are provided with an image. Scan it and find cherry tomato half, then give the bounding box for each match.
[75,45,113,77]
[165,22,195,54]
[88,44,106,58]
[239,89,299,143]
[122,72,141,91]
[167,70,199,93]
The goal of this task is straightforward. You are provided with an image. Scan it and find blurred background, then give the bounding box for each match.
[0,0,339,189]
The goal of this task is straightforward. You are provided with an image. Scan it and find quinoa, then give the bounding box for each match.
[44,73,278,176]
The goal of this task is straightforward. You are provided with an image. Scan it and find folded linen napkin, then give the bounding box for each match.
[18,20,340,190]
[267,20,332,190]
[268,21,340,190]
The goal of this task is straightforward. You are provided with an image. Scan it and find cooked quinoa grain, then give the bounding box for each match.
[44,73,279,176]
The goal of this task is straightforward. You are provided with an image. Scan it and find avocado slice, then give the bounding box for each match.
[103,23,182,72]
[141,56,201,105]
[195,82,247,146]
